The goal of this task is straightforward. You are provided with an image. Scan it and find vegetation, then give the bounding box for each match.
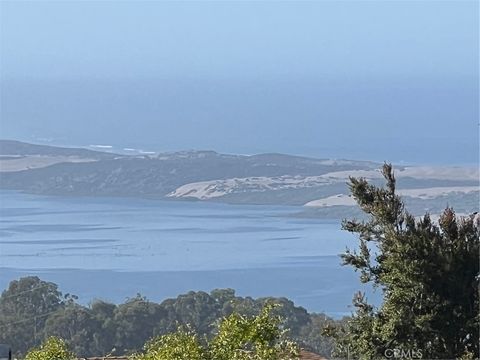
[4,163,476,358]
[25,337,75,360]
[0,277,335,358]
[0,277,64,352]
[325,164,479,359]
[132,305,298,360]
[133,329,205,360]
[208,304,298,360]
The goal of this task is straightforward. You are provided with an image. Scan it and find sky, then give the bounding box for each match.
[0,1,478,164]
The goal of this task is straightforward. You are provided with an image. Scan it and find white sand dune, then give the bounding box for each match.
[304,194,355,207]
[167,175,336,200]
[305,187,479,207]
[398,186,479,199]
[317,166,479,182]
[168,167,479,201]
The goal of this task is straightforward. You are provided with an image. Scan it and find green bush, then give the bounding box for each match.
[131,304,299,360]
[25,337,75,360]
[132,329,205,360]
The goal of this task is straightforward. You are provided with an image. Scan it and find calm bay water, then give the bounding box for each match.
[0,190,379,316]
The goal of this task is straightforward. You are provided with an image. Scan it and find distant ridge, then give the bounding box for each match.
[0,139,119,159]
[0,140,477,217]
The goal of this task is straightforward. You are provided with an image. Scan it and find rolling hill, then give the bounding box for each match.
[0,140,478,216]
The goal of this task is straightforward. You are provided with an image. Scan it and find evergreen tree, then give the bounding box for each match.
[326,164,479,359]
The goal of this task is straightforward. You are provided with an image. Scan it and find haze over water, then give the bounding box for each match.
[1,1,478,164]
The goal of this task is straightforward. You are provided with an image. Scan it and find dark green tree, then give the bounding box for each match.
[0,276,65,354]
[113,294,165,354]
[326,164,479,359]
[166,291,220,335]
[43,303,98,356]
[90,300,118,354]
[0,280,336,358]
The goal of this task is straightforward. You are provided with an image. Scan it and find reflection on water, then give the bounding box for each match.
[0,190,379,315]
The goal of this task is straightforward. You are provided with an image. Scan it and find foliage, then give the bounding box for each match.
[132,328,205,360]
[25,336,75,360]
[0,279,335,357]
[209,304,298,360]
[43,303,99,355]
[131,304,298,360]
[113,295,165,353]
[298,313,336,356]
[0,277,65,354]
[326,164,479,359]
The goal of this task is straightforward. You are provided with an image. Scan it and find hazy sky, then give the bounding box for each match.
[1,1,478,164]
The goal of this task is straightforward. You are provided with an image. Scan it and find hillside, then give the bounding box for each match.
[0,140,478,215]
[0,140,121,172]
